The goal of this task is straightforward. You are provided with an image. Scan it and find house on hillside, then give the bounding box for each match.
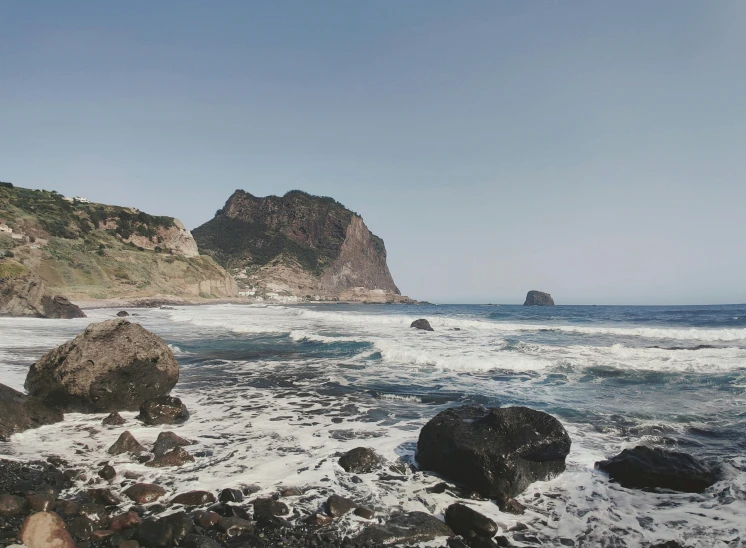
[73,196,90,204]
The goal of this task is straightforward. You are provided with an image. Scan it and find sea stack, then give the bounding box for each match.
[523,290,554,306]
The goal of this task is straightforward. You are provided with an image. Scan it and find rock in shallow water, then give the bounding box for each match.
[595,445,719,493]
[145,447,194,468]
[25,319,179,412]
[0,382,64,441]
[326,494,356,517]
[108,431,146,455]
[444,503,498,538]
[153,431,192,457]
[138,396,189,425]
[416,405,571,499]
[338,447,384,474]
[123,483,166,504]
[355,511,452,545]
[171,490,216,507]
[411,318,434,331]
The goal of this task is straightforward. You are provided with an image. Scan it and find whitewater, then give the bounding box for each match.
[1,303,745,547]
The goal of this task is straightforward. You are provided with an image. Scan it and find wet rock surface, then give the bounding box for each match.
[444,503,497,539]
[410,319,434,331]
[138,396,189,425]
[25,319,179,412]
[101,412,125,426]
[595,445,719,493]
[355,511,453,545]
[0,382,64,441]
[123,483,167,504]
[108,431,146,455]
[416,405,571,498]
[338,447,384,474]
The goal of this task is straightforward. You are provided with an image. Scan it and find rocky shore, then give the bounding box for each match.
[0,317,721,548]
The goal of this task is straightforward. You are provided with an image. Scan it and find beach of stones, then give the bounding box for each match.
[0,317,719,548]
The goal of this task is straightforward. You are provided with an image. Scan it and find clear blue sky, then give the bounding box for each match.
[2,1,745,304]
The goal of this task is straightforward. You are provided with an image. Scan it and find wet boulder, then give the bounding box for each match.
[19,511,76,548]
[107,431,146,455]
[411,319,434,331]
[41,296,86,319]
[0,494,28,517]
[523,290,554,306]
[25,319,179,412]
[444,503,497,538]
[123,483,167,504]
[102,412,125,426]
[355,511,452,545]
[252,498,289,518]
[595,445,719,493]
[326,494,356,517]
[0,382,64,441]
[153,431,192,457]
[145,447,194,468]
[136,519,174,548]
[338,447,384,473]
[171,491,216,507]
[416,405,571,499]
[116,311,130,317]
[138,396,189,425]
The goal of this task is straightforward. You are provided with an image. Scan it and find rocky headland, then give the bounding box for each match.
[192,190,414,304]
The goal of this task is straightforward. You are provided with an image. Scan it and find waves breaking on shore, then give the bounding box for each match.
[1,303,745,547]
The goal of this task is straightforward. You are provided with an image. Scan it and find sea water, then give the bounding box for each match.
[1,303,745,547]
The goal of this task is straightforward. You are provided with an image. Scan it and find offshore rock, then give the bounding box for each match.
[25,319,179,412]
[595,445,719,493]
[416,406,571,499]
[523,290,554,306]
[411,319,434,331]
[0,382,64,441]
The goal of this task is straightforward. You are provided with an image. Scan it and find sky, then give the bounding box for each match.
[1,1,745,305]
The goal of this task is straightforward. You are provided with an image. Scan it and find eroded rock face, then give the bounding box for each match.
[595,445,719,493]
[138,396,189,425]
[411,319,434,331]
[416,406,571,499]
[25,319,179,412]
[0,269,85,319]
[523,290,554,306]
[19,511,76,548]
[0,382,64,440]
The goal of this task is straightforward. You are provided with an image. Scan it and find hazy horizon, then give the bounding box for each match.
[2,1,745,305]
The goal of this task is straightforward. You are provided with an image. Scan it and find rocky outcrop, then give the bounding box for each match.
[193,190,407,301]
[26,319,179,412]
[0,266,85,319]
[411,319,434,331]
[0,383,63,440]
[416,406,571,499]
[524,290,554,306]
[138,396,189,425]
[595,445,719,493]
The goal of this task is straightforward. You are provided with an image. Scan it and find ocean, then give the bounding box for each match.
[1,303,745,547]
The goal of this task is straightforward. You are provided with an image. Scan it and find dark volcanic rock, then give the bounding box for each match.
[0,382,64,440]
[153,431,192,457]
[523,290,554,306]
[41,295,86,319]
[102,412,125,426]
[416,405,571,499]
[0,494,28,517]
[138,396,189,425]
[137,519,174,548]
[355,511,452,545]
[110,510,142,532]
[26,492,56,512]
[87,488,122,506]
[444,503,498,538]
[252,497,289,518]
[25,319,179,412]
[67,515,94,541]
[171,491,216,507]
[97,464,116,481]
[595,445,719,493]
[218,488,243,503]
[326,494,356,517]
[108,431,146,455]
[218,515,254,536]
[184,534,222,548]
[116,311,130,317]
[338,447,384,473]
[411,318,434,331]
[354,506,375,519]
[162,511,194,544]
[145,447,195,468]
[123,483,167,504]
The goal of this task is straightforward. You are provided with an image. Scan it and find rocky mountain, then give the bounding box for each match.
[193,190,411,302]
[0,184,236,307]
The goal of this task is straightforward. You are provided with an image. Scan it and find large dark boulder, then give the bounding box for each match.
[138,396,189,425]
[338,447,384,473]
[411,319,434,331]
[0,382,63,440]
[416,406,571,499]
[25,319,179,412]
[444,503,497,538]
[523,290,554,306]
[595,445,719,493]
[40,295,86,319]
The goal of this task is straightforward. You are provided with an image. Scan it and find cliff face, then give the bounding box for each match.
[193,190,405,301]
[0,185,236,304]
